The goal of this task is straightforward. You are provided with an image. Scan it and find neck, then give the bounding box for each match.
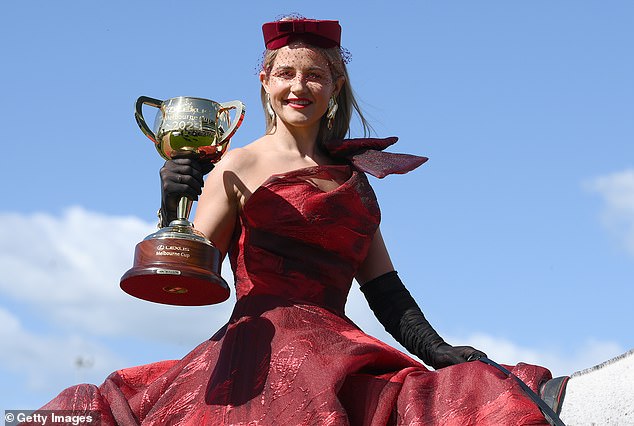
[270,120,323,158]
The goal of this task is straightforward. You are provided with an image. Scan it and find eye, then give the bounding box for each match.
[306,72,324,81]
[272,69,295,80]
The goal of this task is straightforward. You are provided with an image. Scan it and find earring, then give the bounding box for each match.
[266,93,276,121]
[326,96,338,130]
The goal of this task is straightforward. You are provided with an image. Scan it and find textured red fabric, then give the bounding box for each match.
[34,164,551,425]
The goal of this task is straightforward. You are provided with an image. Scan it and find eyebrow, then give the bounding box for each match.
[272,64,328,72]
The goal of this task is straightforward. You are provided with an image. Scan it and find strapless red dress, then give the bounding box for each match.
[36,160,552,425]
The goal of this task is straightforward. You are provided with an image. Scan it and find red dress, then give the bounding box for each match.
[36,144,552,425]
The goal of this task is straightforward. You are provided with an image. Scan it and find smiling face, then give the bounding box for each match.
[261,44,344,133]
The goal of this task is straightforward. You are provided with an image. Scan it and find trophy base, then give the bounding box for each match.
[120,224,230,306]
[120,265,229,306]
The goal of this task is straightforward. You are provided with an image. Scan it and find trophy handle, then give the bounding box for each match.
[217,100,246,143]
[135,96,164,143]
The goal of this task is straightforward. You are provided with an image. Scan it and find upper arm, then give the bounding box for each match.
[193,149,250,256]
[355,227,395,285]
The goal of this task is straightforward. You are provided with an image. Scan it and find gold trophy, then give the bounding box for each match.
[120,96,245,305]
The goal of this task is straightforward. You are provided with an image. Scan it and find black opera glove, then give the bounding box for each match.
[158,157,214,227]
[360,271,487,370]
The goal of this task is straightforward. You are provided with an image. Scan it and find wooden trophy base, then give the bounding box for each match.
[120,224,229,306]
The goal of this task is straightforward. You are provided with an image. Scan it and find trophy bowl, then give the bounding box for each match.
[120,96,245,306]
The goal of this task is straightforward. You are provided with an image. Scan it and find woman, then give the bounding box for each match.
[37,17,563,425]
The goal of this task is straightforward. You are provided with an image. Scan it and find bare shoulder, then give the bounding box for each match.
[213,147,256,175]
[213,137,268,175]
[205,137,276,207]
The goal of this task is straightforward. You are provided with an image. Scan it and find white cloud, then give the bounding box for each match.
[0,305,128,412]
[0,207,237,409]
[0,306,124,389]
[0,207,235,344]
[459,333,625,378]
[586,169,634,256]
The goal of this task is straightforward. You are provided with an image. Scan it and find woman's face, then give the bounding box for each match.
[261,45,343,132]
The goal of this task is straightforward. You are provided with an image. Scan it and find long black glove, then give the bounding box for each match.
[158,157,214,227]
[360,271,486,369]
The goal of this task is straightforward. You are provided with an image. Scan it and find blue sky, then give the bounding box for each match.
[1,0,633,411]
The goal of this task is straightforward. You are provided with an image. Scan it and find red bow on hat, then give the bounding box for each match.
[262,19,342,49]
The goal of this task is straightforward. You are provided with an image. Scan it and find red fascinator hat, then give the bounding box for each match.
[262,19,341,49]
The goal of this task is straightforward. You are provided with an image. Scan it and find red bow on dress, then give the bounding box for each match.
[323,137,428,178]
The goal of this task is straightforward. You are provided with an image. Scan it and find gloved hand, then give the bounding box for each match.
[360,271,487,370]
[426,342,487,369]
[158,157,214,226]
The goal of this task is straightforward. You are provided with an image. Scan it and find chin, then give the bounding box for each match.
[280,116,322,130]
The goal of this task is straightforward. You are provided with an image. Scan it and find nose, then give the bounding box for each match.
[289,73,308,92]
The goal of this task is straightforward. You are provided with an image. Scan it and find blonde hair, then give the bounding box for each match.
[260,43,372,144]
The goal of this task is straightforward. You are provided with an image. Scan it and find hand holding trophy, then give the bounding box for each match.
[120,96,245,306]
